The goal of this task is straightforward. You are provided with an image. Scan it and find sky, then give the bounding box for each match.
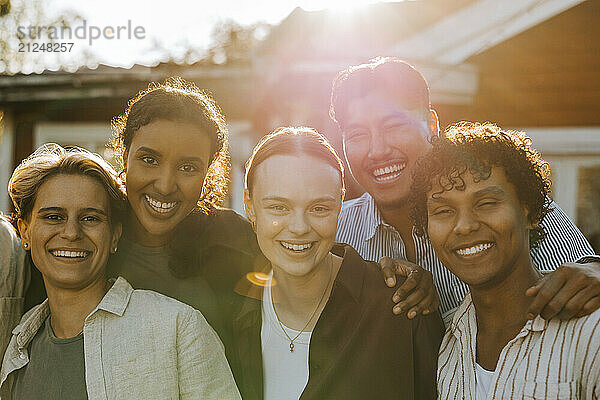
[2,0,400,73]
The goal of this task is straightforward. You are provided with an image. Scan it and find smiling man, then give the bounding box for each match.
[410,122,600,399]
[330,57,600,323]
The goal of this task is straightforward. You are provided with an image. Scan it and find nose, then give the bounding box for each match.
[288,210,311,236]
[154,166,177,195]
[453,209,481,235]
[367,131,392,160]
[60,218,82,241]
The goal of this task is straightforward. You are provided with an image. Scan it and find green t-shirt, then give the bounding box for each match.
[12,316,87,400]
[105,237,222,331]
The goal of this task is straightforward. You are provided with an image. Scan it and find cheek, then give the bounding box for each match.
[312,216,339,240]
[427,219,449,249]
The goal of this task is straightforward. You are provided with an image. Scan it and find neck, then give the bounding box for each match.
[45,277,109,338]
[471,256,542,333]
[124,213,170,247]
[271,253,342,331]
[378,201,412,234]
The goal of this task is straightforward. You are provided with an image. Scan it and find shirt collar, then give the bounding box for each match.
[357,192,386,241]
[450,292,550,336]
[91,276,134,317]
[330,243,366,304]
[450,292,476,337]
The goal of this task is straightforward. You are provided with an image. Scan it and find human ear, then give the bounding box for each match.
[110,222,123,253]
[428,109,440,137]
[17,218,31,250]
[244,189,256,224]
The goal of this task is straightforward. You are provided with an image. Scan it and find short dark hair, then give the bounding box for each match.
[330,57,431,129]
[8,144,126,231]
[245,126,345,197]
[410,122,552,248]
[111,77,230,213]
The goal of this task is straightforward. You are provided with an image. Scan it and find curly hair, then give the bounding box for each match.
[111,77,230,214]
[410,122,552,248]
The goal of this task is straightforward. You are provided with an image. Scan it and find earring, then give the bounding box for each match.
[23,242,29,249]
[112,246,118,253]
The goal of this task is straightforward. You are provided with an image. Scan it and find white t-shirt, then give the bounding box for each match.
[261,274,312,400]
[475,362,495,400]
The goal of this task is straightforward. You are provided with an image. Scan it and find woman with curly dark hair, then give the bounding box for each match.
[103,77,262,342]
[19,78,262,346]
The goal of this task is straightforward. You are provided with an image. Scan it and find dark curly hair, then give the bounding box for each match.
[111,77,230,213]
[410,122,552,248]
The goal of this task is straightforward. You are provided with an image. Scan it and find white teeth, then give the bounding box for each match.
[373,163,406,181]
[145,195,178,213]
[51,250,88,258]
[280,242,313,251]
[456,243,494,256]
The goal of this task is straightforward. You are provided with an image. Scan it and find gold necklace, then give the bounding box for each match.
[272,254,334,353]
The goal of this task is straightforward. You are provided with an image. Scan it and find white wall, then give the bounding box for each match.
[520,127,600,221]
[34,122,115,163]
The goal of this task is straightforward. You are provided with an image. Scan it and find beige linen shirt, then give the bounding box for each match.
[0,277,241,400]
[0,218,28,400]
[438,293,600,400]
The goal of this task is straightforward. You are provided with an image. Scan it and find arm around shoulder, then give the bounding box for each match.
[176,308,241,400]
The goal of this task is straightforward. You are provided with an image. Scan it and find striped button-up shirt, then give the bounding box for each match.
[336,192,597,321]
[437,293,600,399]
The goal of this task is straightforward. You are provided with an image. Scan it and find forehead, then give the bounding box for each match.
[342,88,424,126]
[129,119,212,157]
[427,167,516,201]
[252,154,342,199]
[34,174,110,211]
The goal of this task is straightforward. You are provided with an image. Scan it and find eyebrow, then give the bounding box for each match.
[133,146,161,157]
[427,185,506,204]
[261,196,337,203]
[473,186,506,197]
[134,146,205,164]
[37,207,108,217]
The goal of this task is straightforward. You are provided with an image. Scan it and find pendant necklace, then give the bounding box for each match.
[273,255,334,352]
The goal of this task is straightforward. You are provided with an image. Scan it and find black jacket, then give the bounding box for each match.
[228,244,444,400]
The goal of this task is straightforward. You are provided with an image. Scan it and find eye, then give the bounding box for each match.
[178,164,198,173]
[81,215,101,223]
[268,204,287,213]
[312,205,329,213]
[478,199,499,208]
[430,208,453,217]
[140,156,158,165]
[43,213,63,222]
[346,129,368,141]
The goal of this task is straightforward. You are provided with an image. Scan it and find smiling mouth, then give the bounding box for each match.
[50,250,91,259]
[454,242,494,257]
[144,194,179,214]
[280,241,314,252]
[371,162,406,183]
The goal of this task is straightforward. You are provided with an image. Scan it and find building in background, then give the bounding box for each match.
[1,0,598,250]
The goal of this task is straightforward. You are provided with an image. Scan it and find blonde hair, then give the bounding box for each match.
[8,144,126,231]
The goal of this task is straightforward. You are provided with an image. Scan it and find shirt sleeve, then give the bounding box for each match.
[530,200,597,271]
[0,217,29,380]
[412,311,445,400]
[177,309,242,400]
